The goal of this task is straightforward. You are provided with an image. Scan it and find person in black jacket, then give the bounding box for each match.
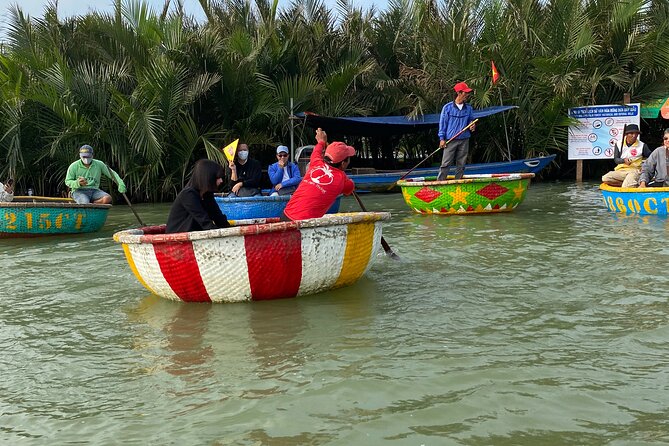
[166,159,231,234]
[227,143,262,197]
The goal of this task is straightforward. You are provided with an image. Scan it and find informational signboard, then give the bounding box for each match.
[567,104,640,160]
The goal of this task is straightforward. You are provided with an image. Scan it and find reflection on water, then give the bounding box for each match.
[2,183,669,444]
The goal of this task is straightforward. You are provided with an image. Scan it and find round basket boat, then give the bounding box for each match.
[215,194,341,220]
[1,197,111,237]
[600,183,669,215]
[113,212,390,303]
[397,173,534,215]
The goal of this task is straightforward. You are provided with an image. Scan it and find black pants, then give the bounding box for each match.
[648,181,665,188]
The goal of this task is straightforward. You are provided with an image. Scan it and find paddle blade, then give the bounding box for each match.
[222,139,239,162]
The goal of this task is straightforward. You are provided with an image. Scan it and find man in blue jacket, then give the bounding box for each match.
[437,82,476,180]
[268,145,302,196]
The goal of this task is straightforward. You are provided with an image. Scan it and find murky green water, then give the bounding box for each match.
[2,182,669,444]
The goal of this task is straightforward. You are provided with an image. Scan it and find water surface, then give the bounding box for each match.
[2,182,669,444]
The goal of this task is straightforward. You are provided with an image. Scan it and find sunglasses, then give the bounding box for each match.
[277,153,288,157]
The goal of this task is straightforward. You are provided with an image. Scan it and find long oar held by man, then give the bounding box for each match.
[392,118,479,188]
[352,191,399,260]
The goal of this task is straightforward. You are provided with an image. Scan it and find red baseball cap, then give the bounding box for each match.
[325,141,356,163]
[454,82,473,93]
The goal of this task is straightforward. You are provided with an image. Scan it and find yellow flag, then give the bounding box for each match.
[222,139,239,162]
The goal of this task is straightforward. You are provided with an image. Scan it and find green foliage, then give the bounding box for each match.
[0,0,668,198]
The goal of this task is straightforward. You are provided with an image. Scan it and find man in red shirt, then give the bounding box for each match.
[283,128,355,220]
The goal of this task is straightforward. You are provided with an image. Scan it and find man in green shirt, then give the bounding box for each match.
[64,145,126,204]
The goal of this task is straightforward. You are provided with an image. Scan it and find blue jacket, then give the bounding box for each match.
[268,161,302,188]
[438,101,474,141]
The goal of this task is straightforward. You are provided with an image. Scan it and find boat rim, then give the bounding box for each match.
[114,211,391,244]
[397,173,535,187]
[0,201,111,209]
[599,183,669,193]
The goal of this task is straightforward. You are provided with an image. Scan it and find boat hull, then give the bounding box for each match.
[600,183,669,215]
[215,194,341,220]
[113,212,390,303]
[0,200,111,237]
[351,154,554,192]
[397,174,534,215]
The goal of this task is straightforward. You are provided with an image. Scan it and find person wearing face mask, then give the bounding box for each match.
[64,145,126,204]
[227,143,262,197]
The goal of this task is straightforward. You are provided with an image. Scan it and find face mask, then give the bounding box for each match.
[81,157,92,165]
[238,151,249,161]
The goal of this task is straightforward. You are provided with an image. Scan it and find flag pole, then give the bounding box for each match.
[499,89,512,161]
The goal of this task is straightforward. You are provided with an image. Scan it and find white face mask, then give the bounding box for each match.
[81,157,92,165]
[237,151,249,161]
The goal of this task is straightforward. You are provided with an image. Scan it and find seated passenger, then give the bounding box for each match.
[0,179,14,202]
[166,159,231,234]
[227,143,261,197]
[601,124,651,188]
[268,145,301,196]
[282,128,355,221]
[639,128,669,188]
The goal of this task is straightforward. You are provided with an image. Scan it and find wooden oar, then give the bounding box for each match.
[103,164,146,227]
[390,118,479,190]
[352,191,399,260]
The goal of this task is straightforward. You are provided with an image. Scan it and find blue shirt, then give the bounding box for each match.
[438,101,474,141]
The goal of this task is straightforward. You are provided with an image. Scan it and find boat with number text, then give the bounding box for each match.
[113,212,390,303]
[600,183,669,215]
[0,196,111,237]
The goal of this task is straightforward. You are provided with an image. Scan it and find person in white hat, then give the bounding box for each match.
[268,145,302,196]
[602,124,651,188]
[64,144,126,204]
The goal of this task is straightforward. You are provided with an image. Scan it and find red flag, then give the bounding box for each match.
[491,61,500,85]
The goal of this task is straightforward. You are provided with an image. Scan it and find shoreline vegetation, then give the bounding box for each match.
[1,0,668,202]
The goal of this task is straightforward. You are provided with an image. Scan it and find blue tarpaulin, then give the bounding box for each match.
[295,106,517,136]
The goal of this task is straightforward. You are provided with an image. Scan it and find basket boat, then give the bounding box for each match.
[0,196,111,237]
[600,183,669,215]
[113,212,390,303]
[215,194,341,220]
[397,173,534,215]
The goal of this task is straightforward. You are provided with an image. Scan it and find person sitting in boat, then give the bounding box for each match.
[166,159,231,233]
[227,143,262,197]
[282,128,355,221]
[601,124,651,188]
[64,145,126,204]
[639,128,669,188]
[268,145,302,196]
[0,178,14,202]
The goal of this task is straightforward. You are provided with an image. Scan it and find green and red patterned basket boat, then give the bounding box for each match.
[397,173,534,215]
[113,212,390,303]
[0,196,111,238]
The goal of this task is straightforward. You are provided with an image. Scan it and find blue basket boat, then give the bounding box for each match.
[0,197,111,237]
[600,183,669,216]
[215,194,341,220]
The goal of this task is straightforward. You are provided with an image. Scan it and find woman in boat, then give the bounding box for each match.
[227,143,262,197]
[601,124,651,188]
[268,145,302,196]
[282,128,355,220]
[166,159,231,234]
[639,128,669,188]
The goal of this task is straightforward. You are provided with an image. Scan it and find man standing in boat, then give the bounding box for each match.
[601,124,651,188]
[282,128,355,220]
[437,81,476,181]
[64,145,126,204]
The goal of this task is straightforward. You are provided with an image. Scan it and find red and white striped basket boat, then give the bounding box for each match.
[113,212,391,303]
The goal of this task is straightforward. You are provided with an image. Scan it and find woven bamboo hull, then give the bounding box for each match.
[0,199,111,237]
[215,194,341,220]
[397,173,534,215]
[600,183,669,215]
[113,212,390,303]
